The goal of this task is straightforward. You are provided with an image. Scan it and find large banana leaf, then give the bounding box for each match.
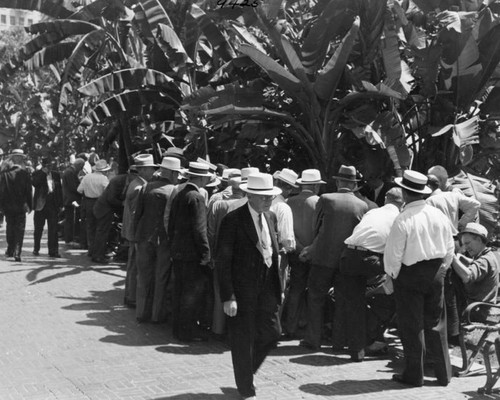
[260,0,284,20]
[185,4,235,62]
[26,19,100,35]
[24,42,77,70]
[238,44,307,103]
[78,68,181,104]
[89,89,179,123]
[301,0,356,75]
[156,23,192,71]
[0,0,73,18]
[139,0,173,31]
[411,44,442,97]
[357,0,388,72]
[382,7,402,83]
[314,16,360,101]
[69,0,125,22]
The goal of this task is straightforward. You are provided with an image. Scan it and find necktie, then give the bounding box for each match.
[259,214,272,268]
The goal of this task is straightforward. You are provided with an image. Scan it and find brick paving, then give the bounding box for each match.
[0,216,498,399]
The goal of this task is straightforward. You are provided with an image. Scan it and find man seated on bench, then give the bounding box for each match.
[450,222,500,344]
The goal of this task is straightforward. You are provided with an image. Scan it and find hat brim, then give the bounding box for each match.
[95,167,111,172]
[9,153,27,157]
[277,176,298,188]
[296,178,326,185]
[206,177,222,187]
[240,184,282,196]
[459,229,488,240]
[159,165,183,172]
[332,175,361,182]
[185,170,213,177]
[395,177,432,194]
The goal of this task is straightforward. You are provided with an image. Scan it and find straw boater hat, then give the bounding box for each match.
[132,154,158,168]
[275,168,299,188]
[196,157,217,173]
[241,173,282,196]
[10,149,26,157]
[296,169,326,185]
[206,174,222,188]
[93,159,111,172]
[159,156,183,172]
[332,165,361,182]
[222,168,240,182]
[185,161,214,177]
[241,167,259,181]
[395,170,432,195]
[460,222,488,241]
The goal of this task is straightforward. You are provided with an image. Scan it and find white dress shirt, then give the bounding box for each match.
[384,200,455,279]
[248,203,272,267]
[345,203,400,253]
[77,172,109,198]
[426,189,480,235]
[271,195,296,252]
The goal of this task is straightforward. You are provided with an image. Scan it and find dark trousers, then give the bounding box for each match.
[84,198,97,256]
[136,239,173,322]
[336,248,384,352]
[394,259,451,386]
[93,211,114,260]
[64,205,80,243]
[228,270,281,398]
[124,242,137,305]
[34,206,59,255]
[172,260,209,340]
[284,252,310,336]
[5,212,26,258]
[305,264,336,347]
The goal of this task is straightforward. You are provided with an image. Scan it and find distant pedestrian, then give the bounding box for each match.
[0,149,32,262]
[32,158,63,258]
[62,158,85,246]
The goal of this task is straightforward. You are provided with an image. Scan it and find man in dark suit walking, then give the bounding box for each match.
[0,149,32,262]
[32,158,63,257]
[168,161,213,342]
[62,158,85,246]
[216,172,283,400]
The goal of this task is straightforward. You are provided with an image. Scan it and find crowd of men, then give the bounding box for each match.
[0,146,498,400]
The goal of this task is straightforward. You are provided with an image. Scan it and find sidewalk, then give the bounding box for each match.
[0,215,497,399]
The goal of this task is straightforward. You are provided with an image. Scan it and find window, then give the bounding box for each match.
[0,15,5,24]
[10,16,15,25]
[28,19,33,25]
[19,17,24,26]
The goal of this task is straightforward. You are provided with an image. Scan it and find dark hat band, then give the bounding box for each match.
[247,186,274,192]
[336,173,356,180]
[188,166,209,174]
[402,177,426,191]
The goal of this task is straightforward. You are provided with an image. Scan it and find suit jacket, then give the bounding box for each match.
[62,165,81,206]
[134,177,176,244]
[168,182,211,265]
[121,175,147,241]
[0,165,32,214]
[287,190,319,252]
[216,204,283,312]
[32,169,63,211]
[93,173,131,219]
[310,189,368,269]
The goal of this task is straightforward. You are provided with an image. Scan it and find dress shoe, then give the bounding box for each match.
[49,253,61,258]
[92,257,109,264]
[32,250,39,256]
[5,250,12,257]
[14,256,21,262]
[299,340,319,351]
[124,299,136,309]
[350,349,365,362]
[392,373,423,387]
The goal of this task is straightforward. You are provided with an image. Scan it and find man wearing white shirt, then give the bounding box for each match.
[384,170,454,387]
[338,187,403,361]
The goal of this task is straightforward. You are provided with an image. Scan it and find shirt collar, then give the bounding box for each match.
[248,202,260,219]
[402,199,426,210]
[338,188,353,194]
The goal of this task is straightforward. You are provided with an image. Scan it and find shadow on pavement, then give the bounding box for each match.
[155,340,227,355]
[289,354,349,366]
[300,378,409,396]
[156,387,240,399]
[270,344,323,357]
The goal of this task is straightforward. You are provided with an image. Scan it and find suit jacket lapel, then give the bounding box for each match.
[241,205,259,247]
[264,211,279,257]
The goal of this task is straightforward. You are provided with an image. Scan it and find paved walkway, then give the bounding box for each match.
[0,216,498,399]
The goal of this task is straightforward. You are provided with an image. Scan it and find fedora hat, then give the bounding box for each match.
[276,168,299,188]
[132,154,158,168]
[332,165,360,182]
[93,159,111,172]
[395,170,432,194]
[296,169,326,185]
[10,148,26,157]
[241,173,282,196]
[222,168,241,182]
[185,161,213,177]
[159,156,183,171]
[460,222,488,240]
[241,167,259,181]
[163,147,184,158]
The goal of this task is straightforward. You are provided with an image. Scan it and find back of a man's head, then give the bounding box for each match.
[427,165,448,190]
[385,187,404,207]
